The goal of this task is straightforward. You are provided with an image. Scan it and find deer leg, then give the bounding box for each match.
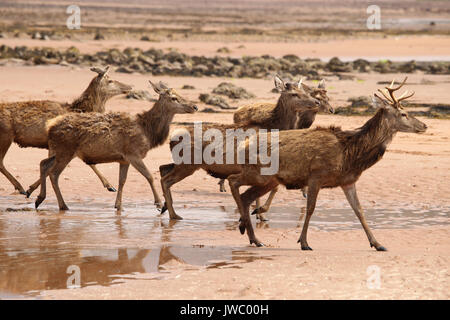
[227,174,263,247]
[0,137,26,195]
[35,156,56,209]
[114,163,129,211]
[89,164,116,192]
[27,149,56,197]
[251,186,279,222]
[342,184,386,251]
[160,164,197,220]
[301,186,308,199]
[297,180,320,250]
[129,158,162,210]
[48,154,73,211]
[218,178,226,192]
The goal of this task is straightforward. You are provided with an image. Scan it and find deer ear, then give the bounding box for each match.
[372,94,389,109]
[274,75,285,91]
[102,65,110,78]
[91,66,110,78]
[149,80,164,94]
[318,79,326,89]
[158,81,169,90]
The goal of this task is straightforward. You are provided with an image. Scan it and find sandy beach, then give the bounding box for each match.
[0,0,449,300]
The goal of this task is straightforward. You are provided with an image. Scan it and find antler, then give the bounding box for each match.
[385,77,408,104]
[397,90,415,102]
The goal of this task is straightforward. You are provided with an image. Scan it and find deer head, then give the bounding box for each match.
[373,77,427,133]
[149,80,198,114]
[90,66,132,98]
[274,75,321,112]
[301,79,334,114]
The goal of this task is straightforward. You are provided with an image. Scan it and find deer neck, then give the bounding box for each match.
[68,79,107,113]
[267,95,297,130]
[137,99,175,148]
[296,109,318,129]
[342,108,396,174]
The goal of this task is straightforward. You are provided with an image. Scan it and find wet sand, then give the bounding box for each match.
[0,64,449,299]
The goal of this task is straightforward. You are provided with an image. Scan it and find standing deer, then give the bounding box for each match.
[159,76,322,220]
[217,78,334,217]
[227,78,427,251]
[0,66,132,196]
[34,81,197,211]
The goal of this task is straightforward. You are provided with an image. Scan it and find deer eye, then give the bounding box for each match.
[171,97,178,101]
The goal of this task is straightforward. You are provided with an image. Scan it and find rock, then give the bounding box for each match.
[217,47,231,53]
[115,66,134,73]
[201,107,220,113]
[31,32,41,39]
[348,96,372,108]
[212,82,255,100]
[126,90,155,101]
[140,35,156,41]
[353,59,370,72]
[398,60,417,73]
[373,60,394,73]
[94,32,105,40]
[199,93,234,109]
[326,57,352,72]
[182,85,195,89]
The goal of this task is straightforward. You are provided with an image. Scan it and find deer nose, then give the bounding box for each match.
[193,105,198,111]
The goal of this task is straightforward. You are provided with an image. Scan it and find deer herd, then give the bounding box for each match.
[0,66,427,251]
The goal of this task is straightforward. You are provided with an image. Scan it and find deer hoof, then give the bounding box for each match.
[107,187,117,192]
[301,245,313,251]
[250,239,264,247]
[374,245,387,251]
[251,208,259,215]
[257,214,269,222]
[160,203,167,214]
[35,196,44,209]
[239,224,246,235]
[59,206,69,211]
[25,190,32,198]
[170,214,183,220]
[19,190,27,196]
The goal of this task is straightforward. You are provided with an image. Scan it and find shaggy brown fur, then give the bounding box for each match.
[0,66,132,195]
[220,78,333,216]
[34,81,197,212]
[227,80,427,250]
[233,79,333,126]
[159,77,321,220]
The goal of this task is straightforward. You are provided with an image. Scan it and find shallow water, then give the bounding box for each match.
[0,196,448,297]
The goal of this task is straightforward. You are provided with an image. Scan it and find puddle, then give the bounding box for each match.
[0,196,448,297]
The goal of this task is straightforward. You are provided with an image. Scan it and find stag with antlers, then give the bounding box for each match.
[227,77,427,251]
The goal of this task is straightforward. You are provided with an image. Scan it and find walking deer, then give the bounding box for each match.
[34,81,197,211]
[159,76,322,220]
[227,78,427,251]
[0,66,132,196]
[218,77,334,218]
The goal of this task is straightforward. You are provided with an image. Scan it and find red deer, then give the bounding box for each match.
[34,81,197,211]
[227,78,426,251]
